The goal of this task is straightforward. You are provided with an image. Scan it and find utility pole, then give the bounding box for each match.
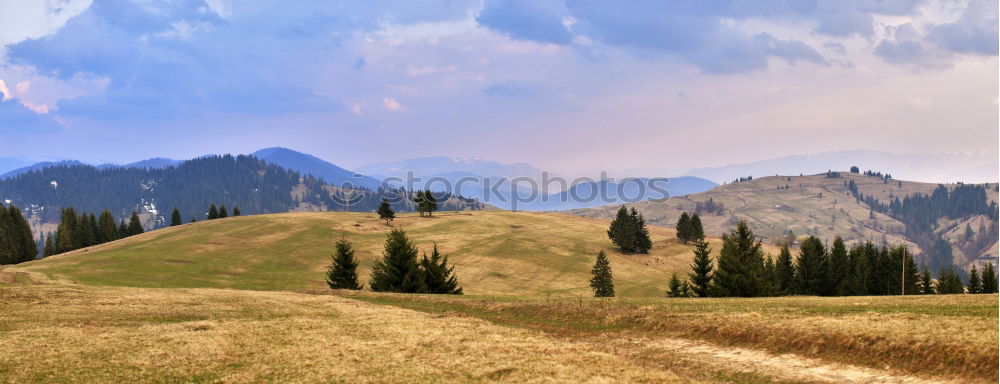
[901,250,905,296]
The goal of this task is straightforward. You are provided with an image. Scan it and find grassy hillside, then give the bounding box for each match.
[570,172,999,268]
[8,211,747,296]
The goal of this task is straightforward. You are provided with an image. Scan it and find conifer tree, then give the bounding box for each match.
[118,221,128,238]
[590,250,615,297]
[191,216,197,223]
[171,208,182,226]
[219,205,229,218]
[413,191,426,216]
[712,220,766,297]
[630,207,652,253]
[981,262,998,294]
[918,266,934,294]
[126,212,144,236]
[232,206,241,216]
[794,236,827,295]
[762,254,779,296]
[689,213,705,241]
[326,239,362,290]
[423,190,437,216]
[376,198,395,225]
[607,206,637,253]
[56,207,79,253]
[935,267,964,294]
[676,212,691,243]
[369,228,423,293]
[891,245,919,295]
[97,210,118,243]
[667,273,685,297]
[827,236,851,296]
[0,204,37,264]
[77,213,97,248]
[776,244,795,294]
[688,240,713,297]
[967,264,982,294]
[419,243,463,294]
[208,204,219,220]
[43,233,55,258]
[849,242,876,295]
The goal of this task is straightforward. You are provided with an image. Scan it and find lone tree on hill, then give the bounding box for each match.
[377,198,396,225]
[170,208,182,226]
[370,228,423,293]
[590,250,615,297]
[326,239,362,290]
[607,206,652,253]
[208,204,219,220]
[419,243,463,294]
[689,213,705,241]
[688,240,713,297]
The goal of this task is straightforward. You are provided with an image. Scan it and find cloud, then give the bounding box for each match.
[476,0,573,45]
[0,99,61,133]
[483,79,544,97]
[925,0,999,56]
[0,79,10,101]
[382,97,402,111]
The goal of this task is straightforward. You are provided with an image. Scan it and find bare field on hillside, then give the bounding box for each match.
[8,211,741,296]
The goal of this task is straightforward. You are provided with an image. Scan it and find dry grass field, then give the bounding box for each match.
[7,210,771,296]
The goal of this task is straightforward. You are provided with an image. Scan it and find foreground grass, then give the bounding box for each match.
[0,284,690,383]
[9,211,743,296]
[345,291,999,383]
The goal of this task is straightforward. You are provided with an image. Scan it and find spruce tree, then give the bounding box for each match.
[762,254,779,296]
[171,208,182,226]
[935,267,964,294]
[590,250,615,297]
[43,233,55,258]
[981,262,998,294]
[891,245,919,295]
[0,204,37,264]
[219,205,229,218]
[369,228,423,293]
[419,243,463,294]
[118,220,128,239]
[77,213,97,248]
[232,206,241,216]
[794,236,827,295]
[666,273,685,297]
[630,207,653,253]
[775,244,795,294]
[97,210,118,243]
[676,212,691,243]
[688,240,713,297]
[56,207,78,253]
[208,204,219,220]
[607,206,636,253]
[127,212,144,236]
[848,242,876,295]
[711,220,766,297]
[827,236,851,295]
[967,264,982,294]
[377,198,395,225]
[326,239,362,290]
[918,266,934,294]
[413,191,426,216]
[689,213,705,241]
[423,190,437,216]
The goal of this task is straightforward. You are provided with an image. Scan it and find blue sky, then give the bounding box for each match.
[0,0,996,174]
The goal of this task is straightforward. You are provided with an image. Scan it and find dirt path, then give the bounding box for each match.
[606,335,962,384]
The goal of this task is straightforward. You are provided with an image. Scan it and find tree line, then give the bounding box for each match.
[0,203,36,265]
[40,207,145,258]
[326,227,462,294]
[590,213,998,298]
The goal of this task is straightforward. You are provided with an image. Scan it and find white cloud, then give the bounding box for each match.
[382,97,402,111]
[0,78,10,101]
[0,0,92,48]
[350,103,364,116]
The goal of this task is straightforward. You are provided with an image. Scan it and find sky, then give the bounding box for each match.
[0,0,997,175]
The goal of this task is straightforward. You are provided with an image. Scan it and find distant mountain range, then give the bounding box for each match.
[252,147,382,190]
[681,149,998,184]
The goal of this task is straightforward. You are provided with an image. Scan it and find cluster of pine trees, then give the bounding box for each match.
[42,208,144,257]
[675,212,704,243]
[679,221,999,297]
[412,190,438,216]
[0,203,36,265]
[326,228,462,294]
[607,206,652,253]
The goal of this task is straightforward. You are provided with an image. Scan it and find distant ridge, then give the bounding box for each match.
[252,147,382,190]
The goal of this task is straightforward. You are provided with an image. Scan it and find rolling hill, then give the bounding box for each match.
[5,210,760,296]
[568,171,999,271]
